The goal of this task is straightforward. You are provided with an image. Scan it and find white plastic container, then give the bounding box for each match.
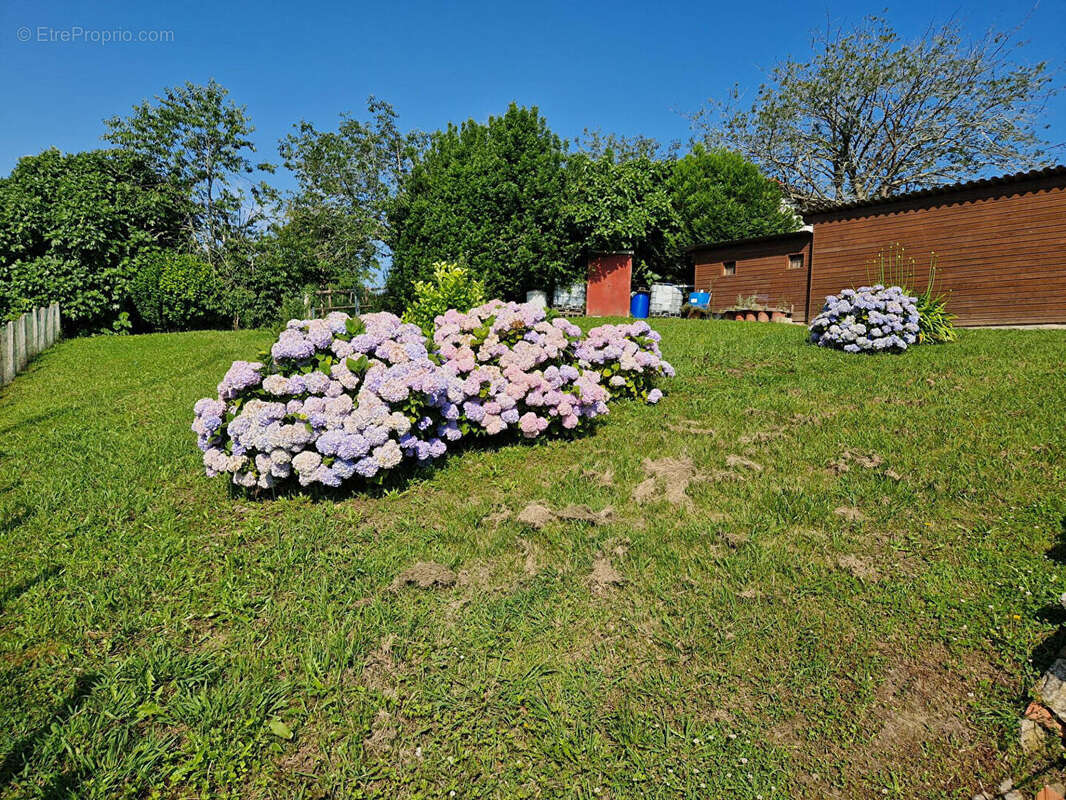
[552,282,586,311]
[526,290,548,309]
[649,284,683,316]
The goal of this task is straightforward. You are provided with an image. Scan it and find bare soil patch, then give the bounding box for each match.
[837,554,880,581]
[633,457,702,506]
[834,506,865,522]
[390,562,457,591]
[666,420,716,435]
[581,467,616,487]
[725,454,763,472]
[515,502,615,529]
[589,554,624,594]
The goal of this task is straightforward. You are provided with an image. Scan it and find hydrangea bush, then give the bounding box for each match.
[808,285,920,354]
[193,302,673,491]
[578,321,675,403]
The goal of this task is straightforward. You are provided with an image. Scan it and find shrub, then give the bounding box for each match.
[577,321,674,403]
[193,302,674,491]
[402,262,486,337]
[0,148,187,330]
[432,300,611,439]
[809,285,920,353]
[130,250,227,331]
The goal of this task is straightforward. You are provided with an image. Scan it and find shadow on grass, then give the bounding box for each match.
[0,671,97,794]
[1030,517,1066,675]
[0,564,61,615]
[0,406,77,437]
[226,423,604,504]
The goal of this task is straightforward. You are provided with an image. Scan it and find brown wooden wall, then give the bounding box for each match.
[692,234,813,322]
[807,175,1066,325]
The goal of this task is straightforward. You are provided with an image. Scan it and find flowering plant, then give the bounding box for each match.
[809,285,920,354]
[433,300,612,438]
[193,302,673,491]
[576,320,675,403]
[193,312,462,489]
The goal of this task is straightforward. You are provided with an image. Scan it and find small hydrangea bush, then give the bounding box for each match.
[578,321,674,403]
[809,285,920,354]
[193,302,673,491]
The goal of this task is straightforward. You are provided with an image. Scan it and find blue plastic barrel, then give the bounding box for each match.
[689,291,710,308]
[630,291,650,318]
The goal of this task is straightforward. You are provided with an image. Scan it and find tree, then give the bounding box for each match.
[570,129,678,161]
[692,17,1058,208]
[386,104,572,307]
[278,97,426,290]
[103,80,274,265]
[564,151,676,281]
[0,148,188,329]
[663,146,800,270]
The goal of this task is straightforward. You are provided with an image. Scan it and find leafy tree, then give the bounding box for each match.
[564,151,676,280]
[278,97,426,291]
[386,104,572,307]
[663,146,800,269]
[692,17,1058,208]
[103,80,274,265]
[0,148,187,328]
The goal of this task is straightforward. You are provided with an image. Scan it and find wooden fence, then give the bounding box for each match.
[1,303,61,387]
[305,288,360,319]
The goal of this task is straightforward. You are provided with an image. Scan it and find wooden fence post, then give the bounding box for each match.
[25,312,35,361]
[36,306,46,353]
[51,303,60,346]
[14,313,27,372]
[1,321,12,386]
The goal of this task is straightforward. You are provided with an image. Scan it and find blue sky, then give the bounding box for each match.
[2,0,1063,194]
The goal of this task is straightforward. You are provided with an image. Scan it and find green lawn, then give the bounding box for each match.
[1,319,1065,799]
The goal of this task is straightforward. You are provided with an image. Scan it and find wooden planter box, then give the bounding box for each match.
[720,306,793,323]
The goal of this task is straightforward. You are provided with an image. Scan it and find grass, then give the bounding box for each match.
[1,319,1065,799]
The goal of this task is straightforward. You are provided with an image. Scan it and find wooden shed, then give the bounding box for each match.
[689,166,1066,326]
[690,230,814,322]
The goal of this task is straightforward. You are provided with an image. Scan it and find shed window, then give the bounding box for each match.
[723,261,736,276]
[788,253,804,270]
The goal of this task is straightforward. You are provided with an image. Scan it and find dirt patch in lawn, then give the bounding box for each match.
[834,506,865,522]
[666,420,716,435]
[787,645,1008,797]
[581,467,616,487]
[361,635,404,698]
[836,554,881,581]
[725,454,763,472]
[738,429,785,446]
[276,736,325,777]
[828,451,901,478]
[589,554,624,594]
[519,539,540,576]
[515,502,615,530]
[390,562,457,591]
[480,507,511,526]
[633,457,700,506]
[364,709,403,755]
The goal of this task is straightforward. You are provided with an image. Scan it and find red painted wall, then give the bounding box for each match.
[586,252,632,316]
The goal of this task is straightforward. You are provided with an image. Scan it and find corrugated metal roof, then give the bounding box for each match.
[801,165,1066,216]
[686,228,812,254]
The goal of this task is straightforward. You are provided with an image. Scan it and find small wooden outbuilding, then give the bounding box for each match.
[689,166,1066,325]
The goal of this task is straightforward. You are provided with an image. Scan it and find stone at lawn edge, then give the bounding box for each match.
[1035,659,1066,721]
[1021,717,1048,755]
